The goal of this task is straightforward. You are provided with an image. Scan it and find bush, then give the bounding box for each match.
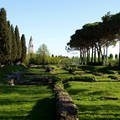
[108,59,119,67]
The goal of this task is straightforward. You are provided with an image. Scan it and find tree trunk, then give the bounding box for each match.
[98,51,101,63]
[119,40,120,67]
[79,49,82,64]
[106,46,108,65]
[103,47,106,65]
[94,47,96,63]
[85,49,87,65]
[87,48,90,64]
[81,50,83,65]
[83,49,85,65]
[91,46,94,63]
[97,44,102,64]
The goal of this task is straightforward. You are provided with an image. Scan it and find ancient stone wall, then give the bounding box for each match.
[54,83,79,120]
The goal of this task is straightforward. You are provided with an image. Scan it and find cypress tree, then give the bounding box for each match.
[11,25,17,64]
[7,21,12,64]
[21,34,26,62]
[0,8,10,65]
[15,25,21,62]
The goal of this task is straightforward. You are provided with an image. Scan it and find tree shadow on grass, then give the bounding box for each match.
[27,97,56,120]
[78,104,120,120]
[0,115,27,120]
[80,65,96,72]
[80,65,119,75]
[79,65,109,75]
[64,82,71,89]
[0,86,50,95]
[68,89,89,95]
[64,83,89,95]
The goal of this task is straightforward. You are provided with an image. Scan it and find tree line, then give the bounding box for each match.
[0,8,26,65]
[67,12,120,67]
[27,43,72,65]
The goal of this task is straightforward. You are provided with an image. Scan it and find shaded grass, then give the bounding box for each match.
[28,98,55,120]
[0,86,55,120]
[79,65,120,75]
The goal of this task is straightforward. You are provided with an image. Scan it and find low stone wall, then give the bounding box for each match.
[21,77,53,85]
[7,72,24,85]
[54,83,79,120]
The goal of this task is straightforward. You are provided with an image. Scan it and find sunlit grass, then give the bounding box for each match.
[65,81,120,120]
[51,65,120,82]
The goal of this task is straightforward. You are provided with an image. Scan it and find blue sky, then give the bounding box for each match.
[0,0,119,56]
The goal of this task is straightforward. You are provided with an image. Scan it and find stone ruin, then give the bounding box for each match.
[54,84,79,120]
[45,66,55,72]
[21,77,53,85]
[7,72,23,86]
[8,79,15,86]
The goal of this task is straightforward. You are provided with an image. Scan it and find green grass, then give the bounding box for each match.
[0,85,55,120]
[0,64,119,120]
[24,67,56,83]
[51,67,77,80]
[65,81,120,120]
[26,68,45,73]
[51,65,120,82]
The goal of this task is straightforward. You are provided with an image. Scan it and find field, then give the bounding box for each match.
[52,65,120,119]
[65,81,120,120]
[51,65,120,82]
[0,64,120,120]
[0,85,55,120]
[0,66,55,120]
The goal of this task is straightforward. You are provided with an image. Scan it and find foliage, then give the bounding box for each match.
[0,8,10,64]
[21,34,27,62]
[108,58,119,67]
[36,44,49,65]
[0,8,27,65]
[10,25,17,63]
[108,53,113,59]
[67,12,120,67]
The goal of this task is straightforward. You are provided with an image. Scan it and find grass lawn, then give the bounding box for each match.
[0,64,119,120]
[51,65,120,82]
[65,81,120,120]
[0,85,55,120]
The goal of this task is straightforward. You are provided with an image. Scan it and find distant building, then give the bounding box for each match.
[28,36,34,54]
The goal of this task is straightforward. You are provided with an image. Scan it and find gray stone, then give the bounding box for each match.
[54,84,79,120]
[108,76,117,79]
[7,72,23,85]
